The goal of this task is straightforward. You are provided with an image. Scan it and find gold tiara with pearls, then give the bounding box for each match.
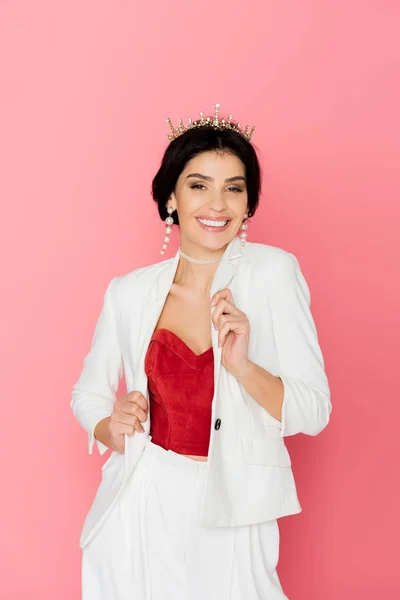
[166,102,256,143]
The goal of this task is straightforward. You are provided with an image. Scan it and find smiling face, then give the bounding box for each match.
[167,150,249,253]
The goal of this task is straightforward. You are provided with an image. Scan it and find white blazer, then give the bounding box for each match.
[71,236,331,549]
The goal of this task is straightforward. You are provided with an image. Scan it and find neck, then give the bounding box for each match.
[175,240,228,292]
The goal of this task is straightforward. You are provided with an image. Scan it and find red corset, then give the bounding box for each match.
[144,328,214,456]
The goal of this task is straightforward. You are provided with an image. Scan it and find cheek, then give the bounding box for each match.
[178,191,207,216]
[229,195,248,214]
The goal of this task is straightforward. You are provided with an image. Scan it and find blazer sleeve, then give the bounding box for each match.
[70,277,124,455]
[270,252,332,437]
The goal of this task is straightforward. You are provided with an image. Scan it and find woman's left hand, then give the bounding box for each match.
[211,288,251,379]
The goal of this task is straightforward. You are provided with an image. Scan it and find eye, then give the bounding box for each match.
[190,184,243,193]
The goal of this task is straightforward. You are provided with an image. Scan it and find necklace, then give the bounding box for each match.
[178,247,222,265]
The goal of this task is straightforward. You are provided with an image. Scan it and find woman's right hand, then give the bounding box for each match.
[107,390,149,454]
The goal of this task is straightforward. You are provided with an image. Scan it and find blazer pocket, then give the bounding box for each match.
[237,433,292,467]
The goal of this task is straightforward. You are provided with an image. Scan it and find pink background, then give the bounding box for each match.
[1,1,399,598]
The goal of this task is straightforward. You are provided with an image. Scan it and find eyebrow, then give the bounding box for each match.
[185,173,246,183]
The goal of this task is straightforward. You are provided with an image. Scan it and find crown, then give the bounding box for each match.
[166,102,256,143]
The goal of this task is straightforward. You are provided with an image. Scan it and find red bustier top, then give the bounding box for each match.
[144,328,214,456]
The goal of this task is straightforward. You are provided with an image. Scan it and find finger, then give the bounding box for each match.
[218,316,246,346]
[114,423,137,436]
[125,391,148,411]
[119,404,148,423]
[119,399,147,420]
[110,418,140,437]
[211,288,234,307]
[132,416,145,433]
[114,413,144,434]
[212,299,242,329]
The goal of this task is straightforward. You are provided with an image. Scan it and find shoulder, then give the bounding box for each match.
[243,241,301,279]
[114,255,173,286]
[106,256,174,303]
[244,242,311,304]
[242,242,311,307]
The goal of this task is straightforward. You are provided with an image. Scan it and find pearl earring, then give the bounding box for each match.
[239,213,249,247]
[160,207,174,255]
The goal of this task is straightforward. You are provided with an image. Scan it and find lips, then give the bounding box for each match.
[195,217,231,233]
[195,216,232,221]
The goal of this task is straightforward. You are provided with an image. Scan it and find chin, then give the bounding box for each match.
[199,236,233,252]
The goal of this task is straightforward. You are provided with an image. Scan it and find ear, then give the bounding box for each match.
[167,192,177,212]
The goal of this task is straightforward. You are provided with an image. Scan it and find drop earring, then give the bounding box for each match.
[239,212,249,247]
[160,206,174,255]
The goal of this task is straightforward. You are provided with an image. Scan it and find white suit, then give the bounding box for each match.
[71,236,331,597]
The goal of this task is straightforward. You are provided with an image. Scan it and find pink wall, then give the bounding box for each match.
[1,1,399,598]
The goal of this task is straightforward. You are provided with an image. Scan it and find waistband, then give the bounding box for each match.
[142,436,208,473]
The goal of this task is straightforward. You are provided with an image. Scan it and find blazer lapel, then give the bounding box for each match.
[127,235,244,441]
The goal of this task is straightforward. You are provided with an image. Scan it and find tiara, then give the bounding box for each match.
[166,102,256,143]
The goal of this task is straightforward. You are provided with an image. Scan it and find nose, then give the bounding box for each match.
[207,190,228,210]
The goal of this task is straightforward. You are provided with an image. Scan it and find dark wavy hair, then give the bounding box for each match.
[151,127,262,226]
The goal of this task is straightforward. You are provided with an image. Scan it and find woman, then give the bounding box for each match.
[71,103,332,600]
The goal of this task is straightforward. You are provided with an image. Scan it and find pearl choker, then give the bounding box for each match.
[178,247,222,265]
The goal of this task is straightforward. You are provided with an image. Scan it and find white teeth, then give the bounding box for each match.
[197,218,228,227]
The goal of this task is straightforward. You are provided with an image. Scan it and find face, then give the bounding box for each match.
[168,150,249,252]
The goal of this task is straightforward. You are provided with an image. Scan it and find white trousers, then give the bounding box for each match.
[82,438,289,600]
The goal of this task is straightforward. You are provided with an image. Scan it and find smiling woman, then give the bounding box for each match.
[72,103,331,600]
[152,124,262,225]
[155,155,251,258]
[150,118,262,259]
